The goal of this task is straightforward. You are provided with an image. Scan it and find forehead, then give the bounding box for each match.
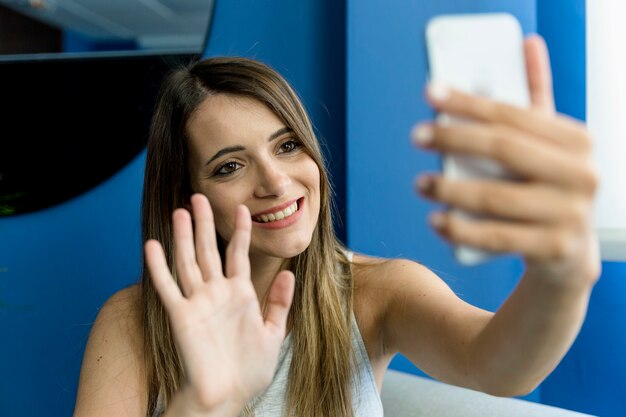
[186,94,285,151]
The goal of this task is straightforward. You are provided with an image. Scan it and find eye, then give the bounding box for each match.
[214,161,242,177]
[278,138,303,154]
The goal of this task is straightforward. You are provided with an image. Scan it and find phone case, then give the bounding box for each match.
[425,13,531,265]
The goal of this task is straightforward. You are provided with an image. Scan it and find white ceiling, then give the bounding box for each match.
[0,0,214,49]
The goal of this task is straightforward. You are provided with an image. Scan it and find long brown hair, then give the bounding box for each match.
[141,57,354,416]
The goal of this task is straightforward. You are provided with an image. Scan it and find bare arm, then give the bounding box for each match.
[468,267,592,396]
[74,286,147,417]
[382,259,592,397]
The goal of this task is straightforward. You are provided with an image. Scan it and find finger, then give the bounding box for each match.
[191,194,223,281]
[430,212,578,262]
[413,123,597,193]
[416,175,589,226]
[424,83,591,153]
[145,239,184,310]
[263,271,295,337]
[225,205,252,280]
[173,208,203,296]
[524,35,555,113]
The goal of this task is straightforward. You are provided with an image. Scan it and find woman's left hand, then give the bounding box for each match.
[412,35,601,289]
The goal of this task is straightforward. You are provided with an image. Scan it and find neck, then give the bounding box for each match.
[248,253,287,307]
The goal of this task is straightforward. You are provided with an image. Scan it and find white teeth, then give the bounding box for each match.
[254,201,299,223]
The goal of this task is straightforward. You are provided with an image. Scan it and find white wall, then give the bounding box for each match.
[587,0,626,260]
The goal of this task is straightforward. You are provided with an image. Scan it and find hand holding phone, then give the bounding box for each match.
[425,13,531,265]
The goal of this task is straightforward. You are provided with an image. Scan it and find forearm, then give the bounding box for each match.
[467,271,593,396]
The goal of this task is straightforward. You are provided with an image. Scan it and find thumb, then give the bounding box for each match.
[524,34,556,114]
[263,270,295,337]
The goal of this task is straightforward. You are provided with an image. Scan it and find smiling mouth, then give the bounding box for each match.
[252,199,301,223]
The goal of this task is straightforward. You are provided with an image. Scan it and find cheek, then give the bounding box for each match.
[212,210,233,242]
[306,161,322,199]
[202,193,237,241]
[302,159,322,218]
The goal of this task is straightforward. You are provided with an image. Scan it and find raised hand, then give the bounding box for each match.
[144,193,295,416]
[413,35,600,288]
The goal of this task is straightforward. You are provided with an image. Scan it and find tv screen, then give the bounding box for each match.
[0,51,198,215]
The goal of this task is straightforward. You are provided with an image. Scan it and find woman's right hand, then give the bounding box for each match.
[144,193,295,416]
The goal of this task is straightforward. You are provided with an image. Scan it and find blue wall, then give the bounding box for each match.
[0,153,144,416]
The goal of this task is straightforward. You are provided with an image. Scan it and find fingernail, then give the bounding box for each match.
[416,175,434,194]
[429,212,446,229]
[427,81,451,102]
[411,124,433,146]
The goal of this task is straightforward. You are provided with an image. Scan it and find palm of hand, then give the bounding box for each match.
[171,277,282,407]
[145,194,295,412]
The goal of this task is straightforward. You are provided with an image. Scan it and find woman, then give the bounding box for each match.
[74,35,600,417]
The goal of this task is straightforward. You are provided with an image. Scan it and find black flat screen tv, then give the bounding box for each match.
[0,51,198,215]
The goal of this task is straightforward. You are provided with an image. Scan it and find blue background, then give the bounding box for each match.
[1,0,624,416]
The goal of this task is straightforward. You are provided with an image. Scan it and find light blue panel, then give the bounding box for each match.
[346,0,537,401]
[203,0,347,240]
[0,151,144,416]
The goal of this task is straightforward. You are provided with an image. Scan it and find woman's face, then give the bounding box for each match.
[186,94,321,261]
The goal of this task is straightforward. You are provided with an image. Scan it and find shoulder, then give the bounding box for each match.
[91,285,143,342]
[99,284,142,320]
[74,284,146,416]
[349,253,498,390]
[351,254,446,318]
[351,253,479,351]
[351,254,438,293]
[351,255,435,345]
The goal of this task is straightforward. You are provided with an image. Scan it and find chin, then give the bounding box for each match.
[277,242,311,259]
[255,237,312,260]
[283,244,310,259]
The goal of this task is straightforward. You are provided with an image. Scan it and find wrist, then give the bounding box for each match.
[524,260,598,294]
[163,386,244,417]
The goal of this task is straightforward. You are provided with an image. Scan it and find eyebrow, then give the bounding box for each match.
[205,126,293,166]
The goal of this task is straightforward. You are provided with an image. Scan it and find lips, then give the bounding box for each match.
[251,198,301,223]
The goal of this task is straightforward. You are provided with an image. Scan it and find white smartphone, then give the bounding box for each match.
[425,13,531,265]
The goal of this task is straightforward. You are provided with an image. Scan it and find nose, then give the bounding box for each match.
[253,160,291,198]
